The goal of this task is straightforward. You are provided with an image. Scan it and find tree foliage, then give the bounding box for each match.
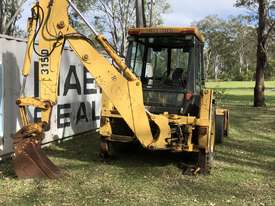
[69,0,96,29]
[144,0,170,26]
[235,0,275,106]
[0,0,95,37]
[196,15,257,81]
[196,10,275,83]
[0,0,27,36]
[92,0,170,55]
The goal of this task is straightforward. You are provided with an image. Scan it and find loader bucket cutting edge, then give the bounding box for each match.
[12,140,62,179]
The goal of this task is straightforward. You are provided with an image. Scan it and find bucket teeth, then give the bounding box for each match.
[12,123,62,179]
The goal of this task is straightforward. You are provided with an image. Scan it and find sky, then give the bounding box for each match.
[163,0,248,26]
[17,0,248,31]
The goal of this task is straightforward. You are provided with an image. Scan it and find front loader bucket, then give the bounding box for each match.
[12,124,62,179]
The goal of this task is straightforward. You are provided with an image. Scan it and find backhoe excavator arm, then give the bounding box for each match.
[13,0,170,178]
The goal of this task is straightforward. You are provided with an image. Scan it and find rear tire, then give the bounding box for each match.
[99,138,114,159]
[215,115,224,144]
[198,149,213,175]
[224,110,229,137]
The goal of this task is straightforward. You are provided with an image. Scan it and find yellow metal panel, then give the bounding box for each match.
[18,0,172,150]
[198,89,214,152]
[199,90,213,121]
[67,30,155,147]
[16,97,50,110]
[38,0,67,123]
[216,108,225,116]
[96,35,137,81]
[149,114,171,149]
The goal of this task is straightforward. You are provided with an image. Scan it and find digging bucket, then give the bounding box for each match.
[12,123,62,179]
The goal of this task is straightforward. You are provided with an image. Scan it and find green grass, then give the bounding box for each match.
[206,80,275,89]
[0,82,275,206]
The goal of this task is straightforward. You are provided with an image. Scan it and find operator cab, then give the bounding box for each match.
[126,27,205,116]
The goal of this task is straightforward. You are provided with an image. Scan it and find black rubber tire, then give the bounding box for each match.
[99,138,115,159]
[215,115,224,144]
[198,149,213,175]
[224,111,229,137]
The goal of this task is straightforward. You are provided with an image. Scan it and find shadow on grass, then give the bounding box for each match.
[1,93,275,180]
[216,138,275,173]
[215,98,275,176]
[46,134,199,175]
[0,133,198,179]
[0,157,17,178]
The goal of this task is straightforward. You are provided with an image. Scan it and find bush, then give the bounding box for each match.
[265,61,275,81]
[214,88,226,104]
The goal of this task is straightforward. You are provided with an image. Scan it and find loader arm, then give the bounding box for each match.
[13,0,170,178]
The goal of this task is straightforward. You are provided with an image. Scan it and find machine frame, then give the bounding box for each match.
[12,0,228,178]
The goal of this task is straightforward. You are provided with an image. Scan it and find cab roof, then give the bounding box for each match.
[128,27,204,43]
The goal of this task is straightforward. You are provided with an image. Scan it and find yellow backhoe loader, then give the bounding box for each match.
[12,0,229,178]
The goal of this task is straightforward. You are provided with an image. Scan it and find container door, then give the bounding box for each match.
[0,61,3,150]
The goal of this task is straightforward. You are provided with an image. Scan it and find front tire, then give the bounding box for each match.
[215,115,224,144]
[99,138,113,159]
[198,149,213,175]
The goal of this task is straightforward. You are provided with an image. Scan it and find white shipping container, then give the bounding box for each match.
[0,34,101,157]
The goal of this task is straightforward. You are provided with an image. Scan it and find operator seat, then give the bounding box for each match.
[172,68,186,87]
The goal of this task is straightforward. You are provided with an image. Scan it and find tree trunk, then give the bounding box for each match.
[214,55,219,80]
[135,0,146,27]
[254,0,267,107]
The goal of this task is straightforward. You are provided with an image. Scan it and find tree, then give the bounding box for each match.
[196,16,226,80]
[94,0,136,56]
[136,0,146,27]
[69,0,96,30]
[144,0,170,26]
[92,0,170,56]
[236,0,275,107]
[0,0,27,36]
[0,0,95,37]
[196,15,257,81]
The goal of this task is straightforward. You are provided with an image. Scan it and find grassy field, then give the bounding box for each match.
[206,80,275,89]
[0,81,275,206]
